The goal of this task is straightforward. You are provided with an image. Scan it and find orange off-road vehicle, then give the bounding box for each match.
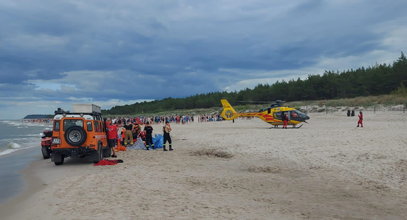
[50,104,110,165]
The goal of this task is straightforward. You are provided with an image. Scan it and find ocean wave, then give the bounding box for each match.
[0,140,39,157]
[0,149,19,156]
[24,133,43,137]
[1,136,40,143]
[0,120,51,128]
[8,142,22,149]
[8,133,43,138]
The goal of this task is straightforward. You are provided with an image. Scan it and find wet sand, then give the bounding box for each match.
[1,112,407,219]
[0,148,40,203]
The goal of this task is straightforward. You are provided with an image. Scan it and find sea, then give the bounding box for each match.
[0,120,51,203]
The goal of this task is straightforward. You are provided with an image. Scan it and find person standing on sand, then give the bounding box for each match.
[123,121,134,145]
[132,123,141,139]
[106,120,118,158]
[357,111,363,127]
[144,121,154,150]
[163,121,173,151]
[117,122,125,146]
[282,112,289,129]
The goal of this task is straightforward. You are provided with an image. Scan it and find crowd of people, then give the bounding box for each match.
[104,114,224,155]
[109,115,196,125]
[105,118,172,155]
[198,114,222,122]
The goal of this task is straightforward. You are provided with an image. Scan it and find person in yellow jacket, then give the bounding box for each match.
[123,121,134,145]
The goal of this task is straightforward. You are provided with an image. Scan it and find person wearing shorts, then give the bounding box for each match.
[163,121,173,151]
[106,120,118,157]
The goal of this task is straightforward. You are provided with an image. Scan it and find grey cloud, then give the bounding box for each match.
[0,0,406,118]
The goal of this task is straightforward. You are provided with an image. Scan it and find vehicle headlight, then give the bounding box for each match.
[52,138,61,145]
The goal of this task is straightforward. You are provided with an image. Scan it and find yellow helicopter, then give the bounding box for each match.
[220,99,310,128]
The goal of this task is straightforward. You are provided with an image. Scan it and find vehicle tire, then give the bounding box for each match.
[41,146,50,159]
[92,143,103,163]
[53,153,64,165]
[64,126,87,146]
[99,143,104,161]
[103,146,111,158]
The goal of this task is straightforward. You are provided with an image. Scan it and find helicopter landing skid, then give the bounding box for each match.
[269,124,303,129]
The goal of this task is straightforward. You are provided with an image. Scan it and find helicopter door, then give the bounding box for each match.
[274,111,282,120]
[267,108,271,114]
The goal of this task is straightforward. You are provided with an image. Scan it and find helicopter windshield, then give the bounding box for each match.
[274,110,308,121]
[290,110,308,121]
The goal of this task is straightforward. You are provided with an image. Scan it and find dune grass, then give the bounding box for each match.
[287,94,407,108]
[104,94,407,118]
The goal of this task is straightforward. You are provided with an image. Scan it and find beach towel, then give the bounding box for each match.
[93,159,124,166]
[127,137,146,150]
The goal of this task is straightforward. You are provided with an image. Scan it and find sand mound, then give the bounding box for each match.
[190,148,233,158]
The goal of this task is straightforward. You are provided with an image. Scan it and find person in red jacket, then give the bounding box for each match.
[282,112,289,129]
[106,120,118,157]
[357,111,363,128]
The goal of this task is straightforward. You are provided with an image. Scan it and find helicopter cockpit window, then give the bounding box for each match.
[290,110,307,121]
[274,112,282,120]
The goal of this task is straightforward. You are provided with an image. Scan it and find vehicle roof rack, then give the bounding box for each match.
[69,111,102,116]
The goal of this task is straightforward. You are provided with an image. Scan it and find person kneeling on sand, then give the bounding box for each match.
[163,121,173,151]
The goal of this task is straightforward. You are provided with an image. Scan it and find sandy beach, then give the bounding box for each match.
[1,112,407,220]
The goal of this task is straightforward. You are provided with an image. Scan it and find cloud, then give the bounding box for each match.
[0,0,407,118]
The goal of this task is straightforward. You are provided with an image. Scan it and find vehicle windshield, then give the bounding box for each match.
[63,119,84,131]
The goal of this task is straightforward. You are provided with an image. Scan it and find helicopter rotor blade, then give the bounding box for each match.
[235,100,286,104]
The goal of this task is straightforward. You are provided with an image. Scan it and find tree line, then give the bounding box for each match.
[104,53,407,115]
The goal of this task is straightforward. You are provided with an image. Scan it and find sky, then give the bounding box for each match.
[0,0,406,119]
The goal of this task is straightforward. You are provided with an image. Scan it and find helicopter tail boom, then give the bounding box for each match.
[220,99,239,120]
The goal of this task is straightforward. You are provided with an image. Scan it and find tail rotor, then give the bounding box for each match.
[220,99,238,120]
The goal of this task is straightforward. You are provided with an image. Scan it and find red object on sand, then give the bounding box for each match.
[94,159,121,166]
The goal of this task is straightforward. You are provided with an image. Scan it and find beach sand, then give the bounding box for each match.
[1,112,407,219]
